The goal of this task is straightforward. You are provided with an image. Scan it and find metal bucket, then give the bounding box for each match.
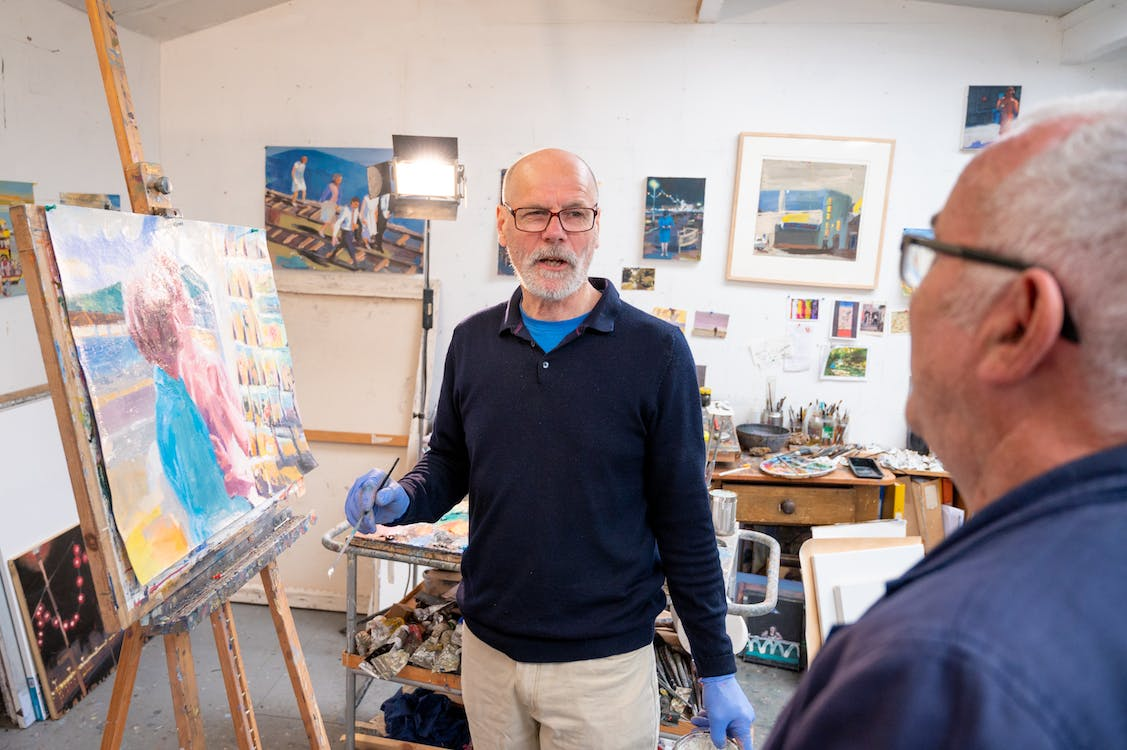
[709,489,738,536]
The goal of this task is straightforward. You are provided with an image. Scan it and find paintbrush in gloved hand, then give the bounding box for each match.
[328,456,400,577]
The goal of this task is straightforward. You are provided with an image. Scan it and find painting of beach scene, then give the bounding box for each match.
[264,146,426,274]
[44,205,316,585]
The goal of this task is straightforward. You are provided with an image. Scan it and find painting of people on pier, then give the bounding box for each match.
[45,205,316,585]
[264,146,426,274]
[642,177,705,261]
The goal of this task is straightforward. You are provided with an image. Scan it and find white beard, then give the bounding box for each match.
[511,243,588,301]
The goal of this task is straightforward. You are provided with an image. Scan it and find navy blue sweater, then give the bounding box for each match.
[395,278,736,677]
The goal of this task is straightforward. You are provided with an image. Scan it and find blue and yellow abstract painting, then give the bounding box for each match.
[45,206,316,585]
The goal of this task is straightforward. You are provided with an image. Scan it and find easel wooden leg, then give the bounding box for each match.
[100,622,144,750]
[211,602,261,749]
[164,631,206,749]
[261,561,330,749]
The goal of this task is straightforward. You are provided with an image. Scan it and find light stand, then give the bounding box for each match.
[369,135,465,459]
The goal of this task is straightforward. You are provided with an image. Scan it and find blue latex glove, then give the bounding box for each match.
[691,673,755,749]
[344,469,409,533]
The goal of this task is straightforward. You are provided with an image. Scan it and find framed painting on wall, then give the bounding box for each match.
[727,133,894,290]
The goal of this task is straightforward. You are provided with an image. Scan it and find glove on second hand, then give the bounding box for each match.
[691,673,755,749]
[344,469,409,533]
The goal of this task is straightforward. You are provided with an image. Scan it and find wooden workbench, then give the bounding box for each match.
[714,459,896,526]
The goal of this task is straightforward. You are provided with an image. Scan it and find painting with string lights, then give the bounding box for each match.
[642,177,705,261]
[9,526,124,718]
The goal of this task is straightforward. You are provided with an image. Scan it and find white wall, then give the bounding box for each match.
[0,0,162,395]
[157,0,1127,448]
[0,0,161,725]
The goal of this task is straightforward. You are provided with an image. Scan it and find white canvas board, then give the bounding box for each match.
[811,518,907,539]
[810,543,924,642]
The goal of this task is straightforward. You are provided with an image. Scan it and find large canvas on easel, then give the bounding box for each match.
[8,525,123,718]
[41,205,316,592]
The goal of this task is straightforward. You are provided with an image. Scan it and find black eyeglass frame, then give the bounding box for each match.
[502,203,599,233]
[900,233,1079,343]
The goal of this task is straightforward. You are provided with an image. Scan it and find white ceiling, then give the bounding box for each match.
[54,0,1122,63]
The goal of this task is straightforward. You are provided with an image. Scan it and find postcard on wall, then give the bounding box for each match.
[1,180,35,298]
[831,300,859,339]
[789,297,820,320]
[821,345,869,381]
[653,307,687,330]
[9,526,123,718]
[643,177,705,262]
[890,309,910,334]
[59,193,121,211]
[693,311,730,338]
[962,85,1022,151]
[727,134,894,289]
[44,205,317,587]
[860,302,886,334]
[263,146,425,274]
[621,267,655,291]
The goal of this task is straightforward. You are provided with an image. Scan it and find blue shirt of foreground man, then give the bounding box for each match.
[764,91,1127,750]
[345,148,754,749]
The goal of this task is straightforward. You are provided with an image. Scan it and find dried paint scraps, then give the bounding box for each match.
[1,179,35,298]
[46,206,316,585]
[9,526,123,718]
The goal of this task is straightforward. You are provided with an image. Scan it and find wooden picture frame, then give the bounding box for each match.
[727,133,895,290]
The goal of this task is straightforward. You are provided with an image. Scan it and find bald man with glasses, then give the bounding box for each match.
[763,91,1127,750]
[346,148,754,749]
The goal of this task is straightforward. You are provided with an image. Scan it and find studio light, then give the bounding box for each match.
[370,134,465,221]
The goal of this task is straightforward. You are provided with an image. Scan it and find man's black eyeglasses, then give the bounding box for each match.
[504,204,598,233]
[900,233,1079,343]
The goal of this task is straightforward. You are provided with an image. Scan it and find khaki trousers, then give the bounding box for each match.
[461,625,660,750]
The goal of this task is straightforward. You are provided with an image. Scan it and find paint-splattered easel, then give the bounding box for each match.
[10,2,330,748]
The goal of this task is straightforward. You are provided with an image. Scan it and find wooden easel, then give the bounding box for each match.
[10,1,330,747]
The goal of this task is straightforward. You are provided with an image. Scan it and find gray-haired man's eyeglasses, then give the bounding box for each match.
[900,233,1079,343]
[504,204,598,233]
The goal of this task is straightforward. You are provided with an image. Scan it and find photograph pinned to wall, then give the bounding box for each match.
[692,311,730,339]
[822,344,869,381]
[643,177,705,261]
[59,193,121,211]
[1,180,35,298]
[789,297,820,320]
[44,205,317,588]
[621,267,655,291]
[263,146,425,274]
[900,227,934,296]
[8,526,124,718]
[831,300,859,339]
[652,307,687,330]
[962,85,1022,151]
[497,169,514,275]
[890,310,910,334]
[727,133,894,289]
[860,302,886,334]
